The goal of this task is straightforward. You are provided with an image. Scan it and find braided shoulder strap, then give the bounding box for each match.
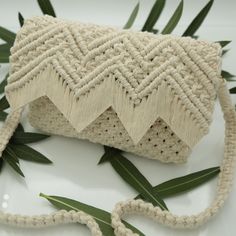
[0,79,235,236]
[111,80,236,235]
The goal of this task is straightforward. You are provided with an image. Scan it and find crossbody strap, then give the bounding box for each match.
[0,109,102,235]
[111,80,236,235]
[0,80,235,236]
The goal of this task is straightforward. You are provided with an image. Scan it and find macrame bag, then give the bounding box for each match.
[0,15,235,235]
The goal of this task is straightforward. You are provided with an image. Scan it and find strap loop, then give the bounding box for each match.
[0,80,235,236]
[0,109,102,235]
[110,80,236,235]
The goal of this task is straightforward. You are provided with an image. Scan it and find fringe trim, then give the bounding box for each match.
[5,65,208,148]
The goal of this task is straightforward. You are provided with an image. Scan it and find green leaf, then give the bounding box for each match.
[221,70,235,81]
[0,53,10,63]
[222,49,229,56]
[16,123,24,132]
[142,0,166,32]
[216,40,231,48]
[103,147,168,210]
[0,43,11,53]
[5,146,19,163]
[2,149,24,177]
[229,87,236,94]
[161,0,183,34]
[37,0,56,17]
[123,2,140,29]
[0,96,10,111]
[9,144,52,164]
[151,28,159,34]
[136,167,220,199]
[0,26,16,45]
[182,0,214,37]
[0,43,11,63]
[11,131,50,144]
[192,35,199,39]
[98,146,122,164]
[0,158,4,173]
[40,193,144,236]
[0,111,8,121]
[0,73,8,94]
[18,12,24,27]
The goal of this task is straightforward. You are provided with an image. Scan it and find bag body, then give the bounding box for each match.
[6,16,222,163]
[0,15,235,236]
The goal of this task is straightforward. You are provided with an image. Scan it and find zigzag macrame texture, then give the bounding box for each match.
[6,16,222,150]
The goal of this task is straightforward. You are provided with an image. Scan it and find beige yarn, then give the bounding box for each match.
[6,16,221,163]
[0,15,235,235]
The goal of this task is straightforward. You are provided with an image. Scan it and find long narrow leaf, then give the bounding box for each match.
[161,0,183,34]
[0,53,9,63]
[5,146,19,163]
[0,43,10,62]
[151,28,159,34]
[16,123,24,132]
[0,26,16,45]
[221,70,235,81]
[2,150,24,177]
[142,0,166,32]
[123,2,140,29]
[9,144,52,164]
[182,0,214,37]
[229,87,236,94]
[0,73,9,94]
[0,111,8,121]
[40,193,144,236]
[37,0,56,17]
[11,131,50,144]
[222,49,229,56]
[18,12,24,27]
[216,40,231,48]
[0,96,10,111]
[0,158,4,173]
[136,167,220,199]
[0,43,11,53]
[100,147,168,210]
[98,146,122,164]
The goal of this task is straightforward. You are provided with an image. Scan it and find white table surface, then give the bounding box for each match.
[0,0,236,235]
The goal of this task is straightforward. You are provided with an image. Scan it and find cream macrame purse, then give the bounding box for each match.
[0,15,235,236]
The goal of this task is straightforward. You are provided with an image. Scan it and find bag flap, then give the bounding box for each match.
[5,16,222,147]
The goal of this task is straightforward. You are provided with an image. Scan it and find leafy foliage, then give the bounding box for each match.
[37,0,56,17]
[142,0,166,32]
[99,146,220,210]
[229,87,236,94]
[182,0,214,36]
[99,147,168,210]
[217,40,231,48]
[2,147,25,177]
[0,26,16,45]
[161,0,183,34]
[222,70,235,81]
[18,12,24,27]
[11,132,49,144]
[9,144,52,164]
[135,167,220,199]
[0,106,52,177]
[123,2,139,29]
[0,73,8,94]
[0,95,10,110]
[0,0,232,229]
[40,193,144,236]
[0,111,7,121]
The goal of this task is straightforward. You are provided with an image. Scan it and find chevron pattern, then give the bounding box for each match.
[6,16,222,150]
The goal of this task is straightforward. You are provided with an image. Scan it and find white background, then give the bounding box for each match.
[0,0,236,235]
